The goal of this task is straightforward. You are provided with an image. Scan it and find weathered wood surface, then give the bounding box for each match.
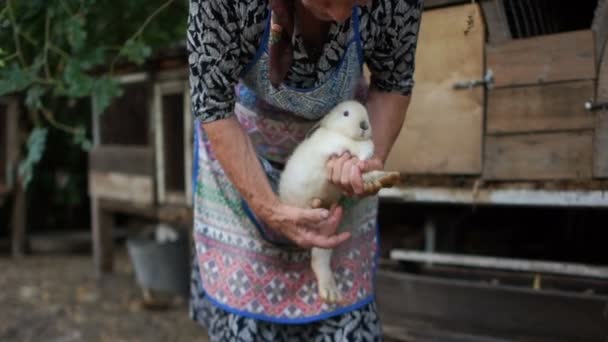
[488,30,596,87]
[11,181,26,258]
[483,132,594,180]
[99,199,193,226]
[592,0,608,66]
[376,270,608,342]
[91,196,114,275]
[385,3,484,174]
[595,35,608,178]
[480,0,511,45]
[89,146,154,176]
[88,171,154,205]
[487,80,595,134]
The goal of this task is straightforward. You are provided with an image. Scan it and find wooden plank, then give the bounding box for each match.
[89,146,154,176]
[390,250,608,279]
[480,0,511,45]
[11,181,26,258]
[483,132,593,180]
[88,171,154,205]
[423,0,468,9]
[594,36,608,178]
[380,186,608,207]
[0,103,7,187]
[595,113,608,178]
[385,3,485,174]
[376,270,608,341]
[98,198,193,226]
[487,80,595,134]
[488,30,596,87]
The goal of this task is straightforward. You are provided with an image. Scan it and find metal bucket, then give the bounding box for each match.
[127,229,190,299]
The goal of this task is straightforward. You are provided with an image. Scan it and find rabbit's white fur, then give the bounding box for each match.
[278,100,374,303]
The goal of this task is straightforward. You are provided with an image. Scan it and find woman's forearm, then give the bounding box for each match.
[202,116,279,218]
[366,89,412,165]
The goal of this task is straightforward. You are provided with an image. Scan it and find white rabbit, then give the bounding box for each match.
[279,100,398,303]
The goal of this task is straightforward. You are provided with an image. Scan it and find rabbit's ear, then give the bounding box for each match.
[305,121,321,139]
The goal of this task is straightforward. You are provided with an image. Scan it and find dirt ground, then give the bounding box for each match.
[0,248,208,342]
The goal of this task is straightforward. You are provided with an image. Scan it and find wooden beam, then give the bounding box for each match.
[11,181,26,258]
[390,250,608,279]
[594,28,608,178]
[423,0,469,9]
[89,146,154,176]
[480,0,511,45]
[91,196,114,275]
[488,30,596,87]
[483,132,594,180]
[487,80,595,134]
[376,270,608,342]
[379,186,608,207]
[88,171,154,205]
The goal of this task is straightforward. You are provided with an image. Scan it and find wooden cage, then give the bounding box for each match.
[88,59,193,273]
[382,0,608,208]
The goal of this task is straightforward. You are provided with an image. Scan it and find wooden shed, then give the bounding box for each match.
[88,53,194,274]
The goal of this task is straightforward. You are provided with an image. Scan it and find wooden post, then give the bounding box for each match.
[481,0,511,45]
[11,180,26,258]
[91,197,114,275]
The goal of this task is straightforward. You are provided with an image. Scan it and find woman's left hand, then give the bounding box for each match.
[326,152,385,197]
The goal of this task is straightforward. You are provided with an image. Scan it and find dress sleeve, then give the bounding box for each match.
[366,0,423,96]
[187,0,257,123]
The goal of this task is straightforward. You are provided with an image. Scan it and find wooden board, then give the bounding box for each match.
[480,0,511,45]
[488,30,596,87]
[88,171,154,205]
[483,132,593,180]
[385,4,485,174]
[595,36,608,178]
[487,80,595,134]
[0,103,6,186]
[89,146,154,176]
[376,270,608,342]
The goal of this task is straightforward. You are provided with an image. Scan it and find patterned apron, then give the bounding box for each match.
[193,7,379,324]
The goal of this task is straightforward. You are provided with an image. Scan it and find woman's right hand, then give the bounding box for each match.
[261,202,351,249]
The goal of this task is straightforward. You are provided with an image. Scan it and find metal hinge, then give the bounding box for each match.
[453,69,494,90]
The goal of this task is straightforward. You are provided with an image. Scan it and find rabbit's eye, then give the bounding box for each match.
[343,111,349,117]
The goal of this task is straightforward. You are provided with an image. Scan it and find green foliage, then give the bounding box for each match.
[18,127,48,188]
[0,0,188,187]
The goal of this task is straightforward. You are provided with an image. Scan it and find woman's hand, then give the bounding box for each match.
[326,152,385,197]
[260,202,351,249]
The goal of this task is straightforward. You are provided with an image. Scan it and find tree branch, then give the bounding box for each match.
[109,0,175,74]
[7,0,26,67]
[44,8,52,79]
[40,108,80,135]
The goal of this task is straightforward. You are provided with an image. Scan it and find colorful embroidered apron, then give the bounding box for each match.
[193,7,379,324]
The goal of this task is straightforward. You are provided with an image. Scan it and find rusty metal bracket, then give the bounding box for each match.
[453,69,494,90]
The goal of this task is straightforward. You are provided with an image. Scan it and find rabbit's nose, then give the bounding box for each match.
[360,121,369,130]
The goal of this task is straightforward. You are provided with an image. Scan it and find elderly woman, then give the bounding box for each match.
[187,0,422,340]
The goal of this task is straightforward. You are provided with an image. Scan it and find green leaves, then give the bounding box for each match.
[91,77,122,115]
[65,15,86,52]
[0,63,35,96]
[19,127,48,188]
[120,38,152,65]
